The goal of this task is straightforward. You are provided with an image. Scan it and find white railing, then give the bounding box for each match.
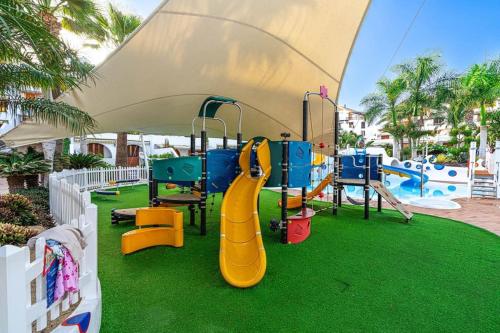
[1,174,101,333]
[53,166,148,192]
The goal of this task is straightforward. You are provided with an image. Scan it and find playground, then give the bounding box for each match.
[93,185,500,332]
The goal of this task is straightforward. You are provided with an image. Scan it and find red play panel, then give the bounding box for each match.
[287,208,315,244]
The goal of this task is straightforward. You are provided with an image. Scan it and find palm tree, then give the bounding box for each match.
[0,1,96,134]
[0,150,51,192]
[339,130,360,149]
[31,0,106,161]
[91,4,141,166]
[361,77,406,159]
[461,58,500,159]
[396,54,456,157]
[34,0,106,44]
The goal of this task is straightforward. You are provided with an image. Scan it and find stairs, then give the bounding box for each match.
[471,173,497,198]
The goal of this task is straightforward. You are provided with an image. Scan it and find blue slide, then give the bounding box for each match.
[383,165,429,190]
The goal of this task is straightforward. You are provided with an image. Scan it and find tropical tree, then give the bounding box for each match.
[361,77,406,159]
[89,3,142,166]
[30,0,106,161]
[0,0,96,135]
[0,150,51,192]
[461,58,500,158]
[34,0,106,44]
[395,54,456,157]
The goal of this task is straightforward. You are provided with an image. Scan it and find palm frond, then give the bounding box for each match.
[5,97,96,136]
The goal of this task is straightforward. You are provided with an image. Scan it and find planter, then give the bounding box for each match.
[6,175,25,192]
[25,174,40,188]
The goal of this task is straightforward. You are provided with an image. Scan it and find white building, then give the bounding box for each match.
[70,134,238,166]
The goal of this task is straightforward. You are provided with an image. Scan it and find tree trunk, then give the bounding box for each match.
[80,135,88,154]
[478,125,488,160]
[410,139,417,159]
[392,137,400,160]
[25,174,39,188]
[115,132,128,167]
[7,175,25,193]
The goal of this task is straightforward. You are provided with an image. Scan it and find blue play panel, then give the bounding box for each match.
[206,149,238,193]
[341,154,380,181]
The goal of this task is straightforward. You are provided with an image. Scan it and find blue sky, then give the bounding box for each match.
[106,0,500,111]
[340,0,500,110]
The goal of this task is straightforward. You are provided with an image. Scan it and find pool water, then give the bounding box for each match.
[310,174,468,204]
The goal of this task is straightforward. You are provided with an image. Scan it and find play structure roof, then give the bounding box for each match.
[1,0,370,147]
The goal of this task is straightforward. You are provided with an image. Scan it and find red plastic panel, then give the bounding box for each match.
[287,208,314,244]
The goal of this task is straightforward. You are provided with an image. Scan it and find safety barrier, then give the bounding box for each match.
[0,173,102,332]
[53,166,148,192]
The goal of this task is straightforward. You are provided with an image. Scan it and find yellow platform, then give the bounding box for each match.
[219,139,271,288]
[121,207,183,254]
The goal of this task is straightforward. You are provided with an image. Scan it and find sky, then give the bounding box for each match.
[64,0,500,111]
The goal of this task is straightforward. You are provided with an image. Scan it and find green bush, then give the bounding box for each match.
[0,194,38,226]
[149,153,174,159]
[67,153,108,169]
[427,144,448,155]
[0,193,54,227]
[14,187,50,213]
[0,223,38,246]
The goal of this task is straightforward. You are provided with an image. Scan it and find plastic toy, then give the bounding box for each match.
[95,178,140,196]
[219,139,270,288]
[121,207,183,254]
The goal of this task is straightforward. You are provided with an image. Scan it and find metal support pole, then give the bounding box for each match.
[377,154,382,212]
[420,159,424,198]
[332,155,339,216]
[302,98,308,210]
[152,179,158,207]
[334,105,340,214]
[200,130,207,235]
[190,133,196,226]
[148,166,153,207]
[281,132,290,244]
[364,154,370,220]
[223,136,228,149]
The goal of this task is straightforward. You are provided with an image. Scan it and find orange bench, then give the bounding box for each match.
[121,207,183,254]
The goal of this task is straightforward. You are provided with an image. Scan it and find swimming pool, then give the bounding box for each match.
[309,173,468,204]
[343,174,468,203]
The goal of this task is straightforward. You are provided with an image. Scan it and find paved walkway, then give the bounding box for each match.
[405,197,500,235]
[285,189,500,236]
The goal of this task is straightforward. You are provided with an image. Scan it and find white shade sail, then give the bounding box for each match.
[1,0,370,147]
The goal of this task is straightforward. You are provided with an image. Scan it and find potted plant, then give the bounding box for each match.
[0,150,50,192]
[24,147,47,188]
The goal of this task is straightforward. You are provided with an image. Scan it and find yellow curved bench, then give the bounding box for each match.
[121,207,183,254]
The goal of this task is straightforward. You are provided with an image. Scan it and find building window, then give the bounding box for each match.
[88,143,104,156]
[381,134,390,140]
[361,130,365,137]
[88,143,112,158]
[361,121,365,129]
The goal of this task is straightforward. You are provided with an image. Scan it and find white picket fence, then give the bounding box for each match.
[53,166,148,192]
[0,174,101,333]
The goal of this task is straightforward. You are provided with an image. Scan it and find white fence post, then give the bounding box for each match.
[81,204,98,300]
[0,246,28,333]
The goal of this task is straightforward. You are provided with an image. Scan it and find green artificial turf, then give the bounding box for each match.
[93,185,500,332]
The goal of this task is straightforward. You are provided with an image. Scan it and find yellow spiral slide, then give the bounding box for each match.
[219,139,271,288]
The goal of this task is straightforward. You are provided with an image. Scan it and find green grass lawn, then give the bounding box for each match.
[93,185,499,332]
